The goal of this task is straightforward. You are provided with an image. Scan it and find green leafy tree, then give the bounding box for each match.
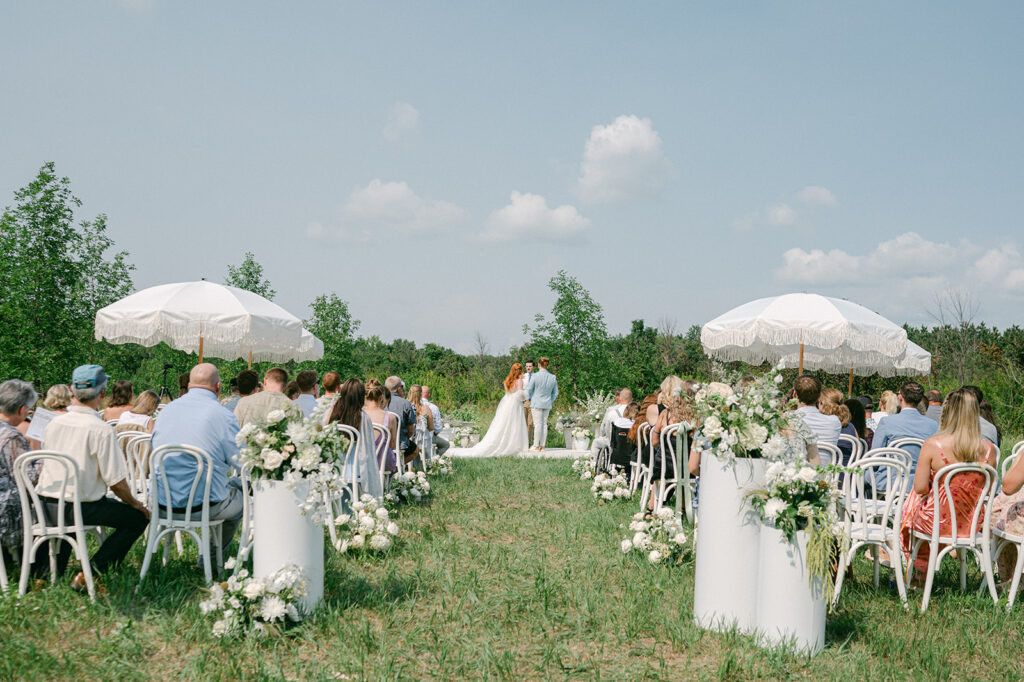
[523,270,609,396]
[305,293,360,378]
[226,251,276,300]
[0,163,134,388]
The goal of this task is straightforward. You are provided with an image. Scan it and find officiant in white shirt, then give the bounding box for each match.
[522,360,535,435]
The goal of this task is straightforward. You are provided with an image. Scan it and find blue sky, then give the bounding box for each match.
[2,2,1023,354]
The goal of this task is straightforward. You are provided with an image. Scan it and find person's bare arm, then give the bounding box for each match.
[914,440,938,495]
[110,479,150,519]
[805,442,820,467]
[646,403,659,427]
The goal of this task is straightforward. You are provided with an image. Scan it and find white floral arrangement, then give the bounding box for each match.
[692,365,812,465]
[555,413,576,432]
[571,452,595,479]
[591,467,631,501]
[620,508,687,565]
[451,425,477,448]
[235,410,350,524]
[427,454,454,476]
[574,389,617,429]
[199,563,306,637]
[571,427,591,440]
[386,469,431,504]
[332,494,399,553]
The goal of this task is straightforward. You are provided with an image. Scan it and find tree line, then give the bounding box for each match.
[2,163,1022,436]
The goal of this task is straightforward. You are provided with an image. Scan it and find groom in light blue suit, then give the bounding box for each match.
[527,357,558,450]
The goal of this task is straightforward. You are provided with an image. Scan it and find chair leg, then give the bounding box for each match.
[138,525,159,584]
[960,550,968,592]
[200,527,212,584]
[17,538,36,597]
[920,542,939,613]
[215,525,223,574]
[74,531,96,602]
[1008,543,1024,611]
[981,540,999,605]
[48,539,58,584]
[891,539,909,608]
[0,549,7,594]
[872,546,880,588]
[832,547,850,608]
[174,531,185,556]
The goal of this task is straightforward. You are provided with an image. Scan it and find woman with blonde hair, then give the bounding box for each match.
[820,387,856,467]
[875,390,898,425]
[116,390,159,434]
[453,363,528,458]
[900,388,996,579]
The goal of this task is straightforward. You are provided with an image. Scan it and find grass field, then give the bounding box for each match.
[3,457,1024,680]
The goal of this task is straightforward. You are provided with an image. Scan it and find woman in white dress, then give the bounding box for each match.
[456,364,529,458]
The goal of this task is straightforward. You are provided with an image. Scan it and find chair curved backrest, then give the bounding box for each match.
[863,446,912,470]
[930,462,997,543]
[843,455,911,532]
[838,434,862,465]
[335,423,361,497]
[14,451,85,538]
[126,434,152,494]
[1012,440,1024,459]
[816,441,842,468]
[148,444,215,527]
[890,437,925,452]
[372,422,390,488]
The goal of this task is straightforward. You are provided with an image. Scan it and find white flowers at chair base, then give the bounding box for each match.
[333,494,399,553]
[620,508,687,564]
[386,470,431,504]
[200,564,306,637]
[252,478,324,615]
[592,468,631,501]
[571,453,595,480]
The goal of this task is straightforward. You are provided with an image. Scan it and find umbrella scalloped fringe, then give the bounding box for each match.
[94,321,308,363]
[699,325,907,359]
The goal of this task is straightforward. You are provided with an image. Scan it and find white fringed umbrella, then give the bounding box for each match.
[779,339,932,378]
[95,281,321,364]
[701,293,910,393]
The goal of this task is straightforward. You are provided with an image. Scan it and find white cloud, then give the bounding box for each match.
[796,185,838,207]
[776,232,962,284]
[1006,268,1024,293]
[382,101,419,142]
[767,203,797,226]
[577,115,671,204]
[341,179,466,234]
[733,185,838,229]
[480,191,590,242]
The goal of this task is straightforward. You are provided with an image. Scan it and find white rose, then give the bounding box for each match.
[261,449,284,470]
[620,539,633,553]
[386,522,399,536]
[369,533,392,551]
[673,532,687,546]
[632,532,649,549]
[797,467,818,484]
[648,550,663,564]
[267,409,287,423]
[763,497,787,522]
[375,507,389,520]
[243,580,265,600]
[350,534,365,549]
[702,416,723,439]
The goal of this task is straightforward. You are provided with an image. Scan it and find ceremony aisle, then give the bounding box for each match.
[2,459,1022,679]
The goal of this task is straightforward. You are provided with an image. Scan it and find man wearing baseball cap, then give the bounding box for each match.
[37,364,149,591]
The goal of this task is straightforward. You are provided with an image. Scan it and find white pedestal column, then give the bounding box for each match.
[754,525,826,655]
[693,453,766,633]
[252,479,325,616]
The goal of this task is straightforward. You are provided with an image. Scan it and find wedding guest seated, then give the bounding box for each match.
[115,390,159,434]
[874,390,898,425]
[924,390,943,425]
[220,378,241,411]
[235,370,259,402]
[610,402,639,475]
[421,386,449,457]
[328,379,382,498]
[0,380,45,576]
[843,398,874,451]
[293,370,318,418]
[991,439,1024,589]
[963,386,1000,446]
[628,391,659,447]
[38,365,149,588]
[384,376,418,465]
[322,371,342,400]
[406,385,435,455]
[979,399,1001,447]
[177,373,190,399]
[235,367,301,428]
[648,377,695,509]
[793,376,841,455]
[900,388,995,582]
[285,381,301,401]
[871,381,938,489]
[858,395,877,430]
[364,383,398,474]
[151,363,243,566]
[820,387,855,466]
[103,380,135,422]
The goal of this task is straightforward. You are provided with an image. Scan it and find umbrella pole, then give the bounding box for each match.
[248,348,252,370]
[198,335,204,364]
[848,367,854,397]
[798,342,804,375]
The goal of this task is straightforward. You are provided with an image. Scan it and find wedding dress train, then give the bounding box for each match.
[452,389,529,458]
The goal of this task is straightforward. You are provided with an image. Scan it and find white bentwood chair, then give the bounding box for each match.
[907,462,999,613]
[642,423,690,517]
[629,423,652,497]
[14,452,100,601]
[992,449,1024,610]
[326,425,361,551]
[138,444,225,585]
[833,455,912,608]
[372,423,392,493]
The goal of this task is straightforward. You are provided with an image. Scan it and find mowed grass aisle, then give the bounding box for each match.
[3,459,1024,680]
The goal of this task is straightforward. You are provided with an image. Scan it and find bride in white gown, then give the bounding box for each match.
[452,363,529,458]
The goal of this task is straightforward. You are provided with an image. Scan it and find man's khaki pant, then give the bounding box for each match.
[524,399,533,433]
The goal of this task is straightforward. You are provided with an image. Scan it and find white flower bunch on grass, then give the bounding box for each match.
[591,468,631,501]
[451,425,477,448]
[199,564,306,638]
[333,494,399,554]
[426,454,454,476]
[386,470,431,504]
[571,453,595,480]
[619,508,687,565]
[236,410,352,525]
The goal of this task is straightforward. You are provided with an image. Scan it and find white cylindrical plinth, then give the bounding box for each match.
[693,453,766,633]
[563,429,573,449]
[754,525,826,655]
[252,479,325,616]
[573,437,591,451]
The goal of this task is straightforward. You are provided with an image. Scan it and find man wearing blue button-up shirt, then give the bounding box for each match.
[151,364,243,566]
[871,381,938,491]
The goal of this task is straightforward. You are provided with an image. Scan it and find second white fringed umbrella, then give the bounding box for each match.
[701,293,909,375]
[95,280,320,363]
